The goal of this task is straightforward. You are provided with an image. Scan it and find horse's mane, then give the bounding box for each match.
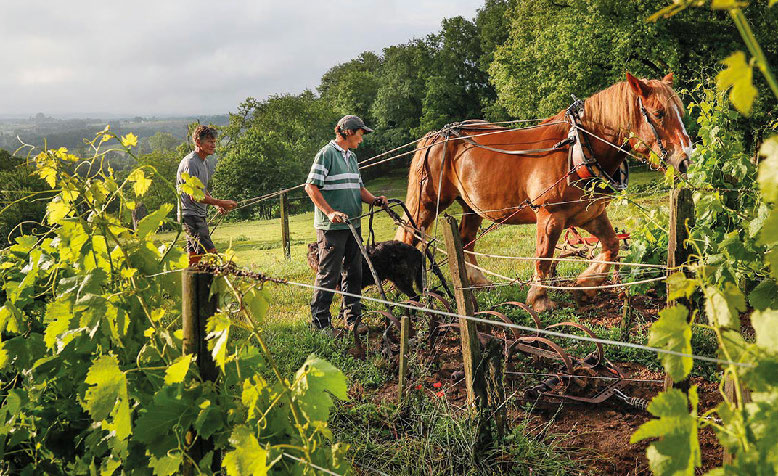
[583,79,684,133]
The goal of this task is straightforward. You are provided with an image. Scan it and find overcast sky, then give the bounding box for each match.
[1,1,483,118]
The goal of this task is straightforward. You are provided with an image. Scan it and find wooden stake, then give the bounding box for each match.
[182,268,219,475]
[723,376,752,464]
[397,315,410,403]
[441,215,481,406]
[664,187,695,392]
[280,191,291,260]
[620,293,632,341]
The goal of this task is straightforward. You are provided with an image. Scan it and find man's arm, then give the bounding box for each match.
[305,183,348,223]
[360,187,386,207]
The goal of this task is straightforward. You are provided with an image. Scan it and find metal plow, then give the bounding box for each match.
[361,298,648,410]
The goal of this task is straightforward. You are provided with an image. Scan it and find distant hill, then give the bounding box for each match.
[0,114,229,153]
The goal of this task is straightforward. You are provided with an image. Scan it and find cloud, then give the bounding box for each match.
[0,1,482,116]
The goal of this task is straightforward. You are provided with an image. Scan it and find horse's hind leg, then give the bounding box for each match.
[574,212,619,303]
[527,210,565,312]
[459,200,490,286]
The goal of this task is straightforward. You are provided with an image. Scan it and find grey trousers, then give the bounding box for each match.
[310,228,363,329]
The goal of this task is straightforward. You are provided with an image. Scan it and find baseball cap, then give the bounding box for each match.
[337,115,373,133]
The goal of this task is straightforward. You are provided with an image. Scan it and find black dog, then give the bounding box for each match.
[307,240,423,300]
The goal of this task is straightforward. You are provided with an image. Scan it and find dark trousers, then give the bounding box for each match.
[310,228,363,329]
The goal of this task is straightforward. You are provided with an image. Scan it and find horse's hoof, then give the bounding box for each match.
[572,287,596,305]
[529,296,557,313]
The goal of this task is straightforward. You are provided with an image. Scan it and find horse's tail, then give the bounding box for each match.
[395,132,437,245]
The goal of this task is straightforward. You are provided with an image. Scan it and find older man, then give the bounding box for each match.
[305,115,386,334]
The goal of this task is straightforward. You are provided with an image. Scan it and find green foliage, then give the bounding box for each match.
[0,149,51,247]
[634,3,778,474]
[0,132,349,474]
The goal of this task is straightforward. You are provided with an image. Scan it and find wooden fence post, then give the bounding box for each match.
[723,377,752,464]
[442,215,481,406]
[664,187,695,392]
[397,315,410,403]
[182,268,220,474]
[280,191,291,260]
[442,215,499,458]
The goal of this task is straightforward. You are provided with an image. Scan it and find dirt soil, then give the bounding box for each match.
[354,288,725,475]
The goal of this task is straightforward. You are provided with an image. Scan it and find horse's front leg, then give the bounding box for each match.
[574,212,619,303]
[527,211,565,312]
[459,202,490,286]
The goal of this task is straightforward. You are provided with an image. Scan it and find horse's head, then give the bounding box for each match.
[625,72,693,173]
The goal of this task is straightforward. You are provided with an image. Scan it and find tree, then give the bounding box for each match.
[215,92,339,219]
[418,16,491,132]
[146,132,180,153]
[370,40,435,148]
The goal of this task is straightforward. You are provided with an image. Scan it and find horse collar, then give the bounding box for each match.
[566,103,629,192]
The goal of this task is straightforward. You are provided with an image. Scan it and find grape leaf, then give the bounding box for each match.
[137,204,174,239]
[716,51,757,115]
[631,387,701,476]
[649,305,693,381]
[222,425,267,476]
[194,400,225,440]
[47,199,71,225]
[751,309,778,353]
[178,173,205,201]
[128,169,152,197]
[667,271,700,301]
[704,283,745,330]
[134,387,195,456]
[758,136,778,203]
[748,279,778,310]
[292,355,348,424]
[149,452,183,476]
[164,355,192,385]
[206,312,231,371]
[121,133,138,148]
[243,287,269,323]
[83,355,126,422]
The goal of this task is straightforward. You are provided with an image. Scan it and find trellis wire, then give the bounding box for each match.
[230,275,752,369]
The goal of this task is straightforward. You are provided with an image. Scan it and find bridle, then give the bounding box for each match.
[637,97,669,164]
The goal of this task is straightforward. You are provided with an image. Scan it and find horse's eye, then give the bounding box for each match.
[654,110,665,119]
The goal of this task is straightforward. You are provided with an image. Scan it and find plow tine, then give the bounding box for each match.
[546,321,604,365]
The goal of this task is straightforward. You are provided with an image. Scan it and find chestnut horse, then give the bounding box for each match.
[395,73,692,312]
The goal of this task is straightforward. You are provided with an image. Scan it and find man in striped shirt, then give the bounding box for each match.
[305,115,386,334]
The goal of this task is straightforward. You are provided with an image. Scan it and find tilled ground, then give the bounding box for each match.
[352,288,725,475]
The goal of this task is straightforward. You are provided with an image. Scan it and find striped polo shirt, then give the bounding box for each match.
[306,140,364,230]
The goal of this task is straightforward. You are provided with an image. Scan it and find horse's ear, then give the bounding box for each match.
[663,72,674,86]
[626,72,649,98]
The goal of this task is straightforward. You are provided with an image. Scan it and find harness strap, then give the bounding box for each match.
[450,128,570,156]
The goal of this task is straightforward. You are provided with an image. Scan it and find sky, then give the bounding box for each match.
[0,1,484,118]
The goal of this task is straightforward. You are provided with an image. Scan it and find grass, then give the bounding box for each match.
[157,164,715,474]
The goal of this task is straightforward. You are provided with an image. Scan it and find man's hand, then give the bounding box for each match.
[327,210,349,223]
[217,200,238,214]
[372,195,388,207]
